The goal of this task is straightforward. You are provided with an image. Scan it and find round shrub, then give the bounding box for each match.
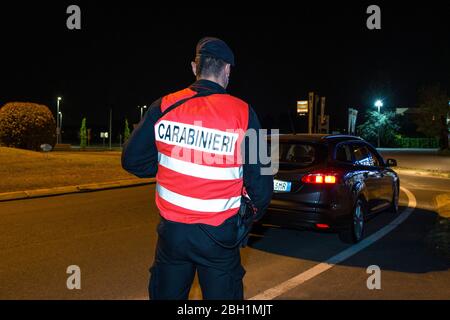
[0,102,56,151]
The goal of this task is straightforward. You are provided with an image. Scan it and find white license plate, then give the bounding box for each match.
[273,179,292,192]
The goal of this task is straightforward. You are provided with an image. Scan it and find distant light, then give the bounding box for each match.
[375,100,383,108]
[143,105,147,109]
[58,97,62,101]
[297,100,308,115]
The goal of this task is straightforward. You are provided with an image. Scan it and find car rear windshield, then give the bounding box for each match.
[273,141,327,168]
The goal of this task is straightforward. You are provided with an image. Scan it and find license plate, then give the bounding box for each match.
[273,179,291,192]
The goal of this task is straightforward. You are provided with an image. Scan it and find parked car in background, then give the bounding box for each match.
[259,134,399,243]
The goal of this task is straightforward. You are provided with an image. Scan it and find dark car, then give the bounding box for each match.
[259,134,399,243]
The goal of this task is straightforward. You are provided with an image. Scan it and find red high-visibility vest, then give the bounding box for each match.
[154,87,249,226]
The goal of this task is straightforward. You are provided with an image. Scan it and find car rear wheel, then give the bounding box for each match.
[339,198,365,244]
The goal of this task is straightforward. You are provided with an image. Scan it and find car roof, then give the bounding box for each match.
[269,133,364,143]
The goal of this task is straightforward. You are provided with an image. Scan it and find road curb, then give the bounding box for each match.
[1,167,447,202]
[395,167,450,179]
[435,193,450,218]
[0,178,156,202]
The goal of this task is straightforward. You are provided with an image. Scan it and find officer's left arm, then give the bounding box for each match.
[121,98,162,178]
[242,106,274,221]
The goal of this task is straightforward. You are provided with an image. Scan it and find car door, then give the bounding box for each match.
[351,143,384,212]
[333,142,358,214]
[366,145,395,206]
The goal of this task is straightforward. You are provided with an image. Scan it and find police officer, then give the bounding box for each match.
[122,37,273,300]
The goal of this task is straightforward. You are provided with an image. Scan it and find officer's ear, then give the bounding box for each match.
[222,64,231,89]
[225,64,231,75]
[224,64,231,79]
[191,61,197,77]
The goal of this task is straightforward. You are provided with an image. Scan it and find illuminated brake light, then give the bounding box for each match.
[316,223,330,229]
[324,175,336,184]
[302,172,338,184]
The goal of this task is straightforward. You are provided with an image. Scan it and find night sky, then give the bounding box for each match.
[1,1,449,142]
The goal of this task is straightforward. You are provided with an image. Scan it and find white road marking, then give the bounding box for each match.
[248,186,417,300]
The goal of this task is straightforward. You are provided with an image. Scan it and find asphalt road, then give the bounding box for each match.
[0,173,449,300]
[379,149,450,172]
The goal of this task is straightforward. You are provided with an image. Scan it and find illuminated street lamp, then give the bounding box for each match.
[374,99,383,148]
[375,100,383,113]
[56,97,62,144]
[138,105,147,121]
[58,112,63,142]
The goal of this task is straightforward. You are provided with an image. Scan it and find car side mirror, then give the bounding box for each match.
[386,158,397,167]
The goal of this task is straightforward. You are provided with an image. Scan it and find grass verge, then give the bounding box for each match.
[0,147,137,193]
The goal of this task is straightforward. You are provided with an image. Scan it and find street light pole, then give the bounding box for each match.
[59,112,63,143]
[56,97,62,144]
[139,105,147,121]
[375,100,383,148]
[109,108,112,150]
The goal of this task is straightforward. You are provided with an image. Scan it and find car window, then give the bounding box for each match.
[275,142,326,168]
[285,144,315,164]
[366,147,383,167]
[352,144,380,167]
[335,144,352,162]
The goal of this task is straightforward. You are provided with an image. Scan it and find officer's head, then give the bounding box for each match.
[191,37,235,89]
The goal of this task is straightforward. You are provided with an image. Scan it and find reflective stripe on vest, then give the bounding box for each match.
[158,153,243,180]
[156,183,241,213]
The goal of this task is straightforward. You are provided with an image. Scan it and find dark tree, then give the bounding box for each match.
[357,110,400,147]
[80,118,87,148]
[416,84,449,140]
[0,102,56,151]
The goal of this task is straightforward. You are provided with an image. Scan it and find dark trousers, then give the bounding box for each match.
[149,215,246,300]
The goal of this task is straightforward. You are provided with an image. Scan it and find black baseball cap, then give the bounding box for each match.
[195,37,235,66]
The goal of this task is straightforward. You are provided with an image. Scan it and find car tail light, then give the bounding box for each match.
[301,171,339,184]
[316,223,330,229]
